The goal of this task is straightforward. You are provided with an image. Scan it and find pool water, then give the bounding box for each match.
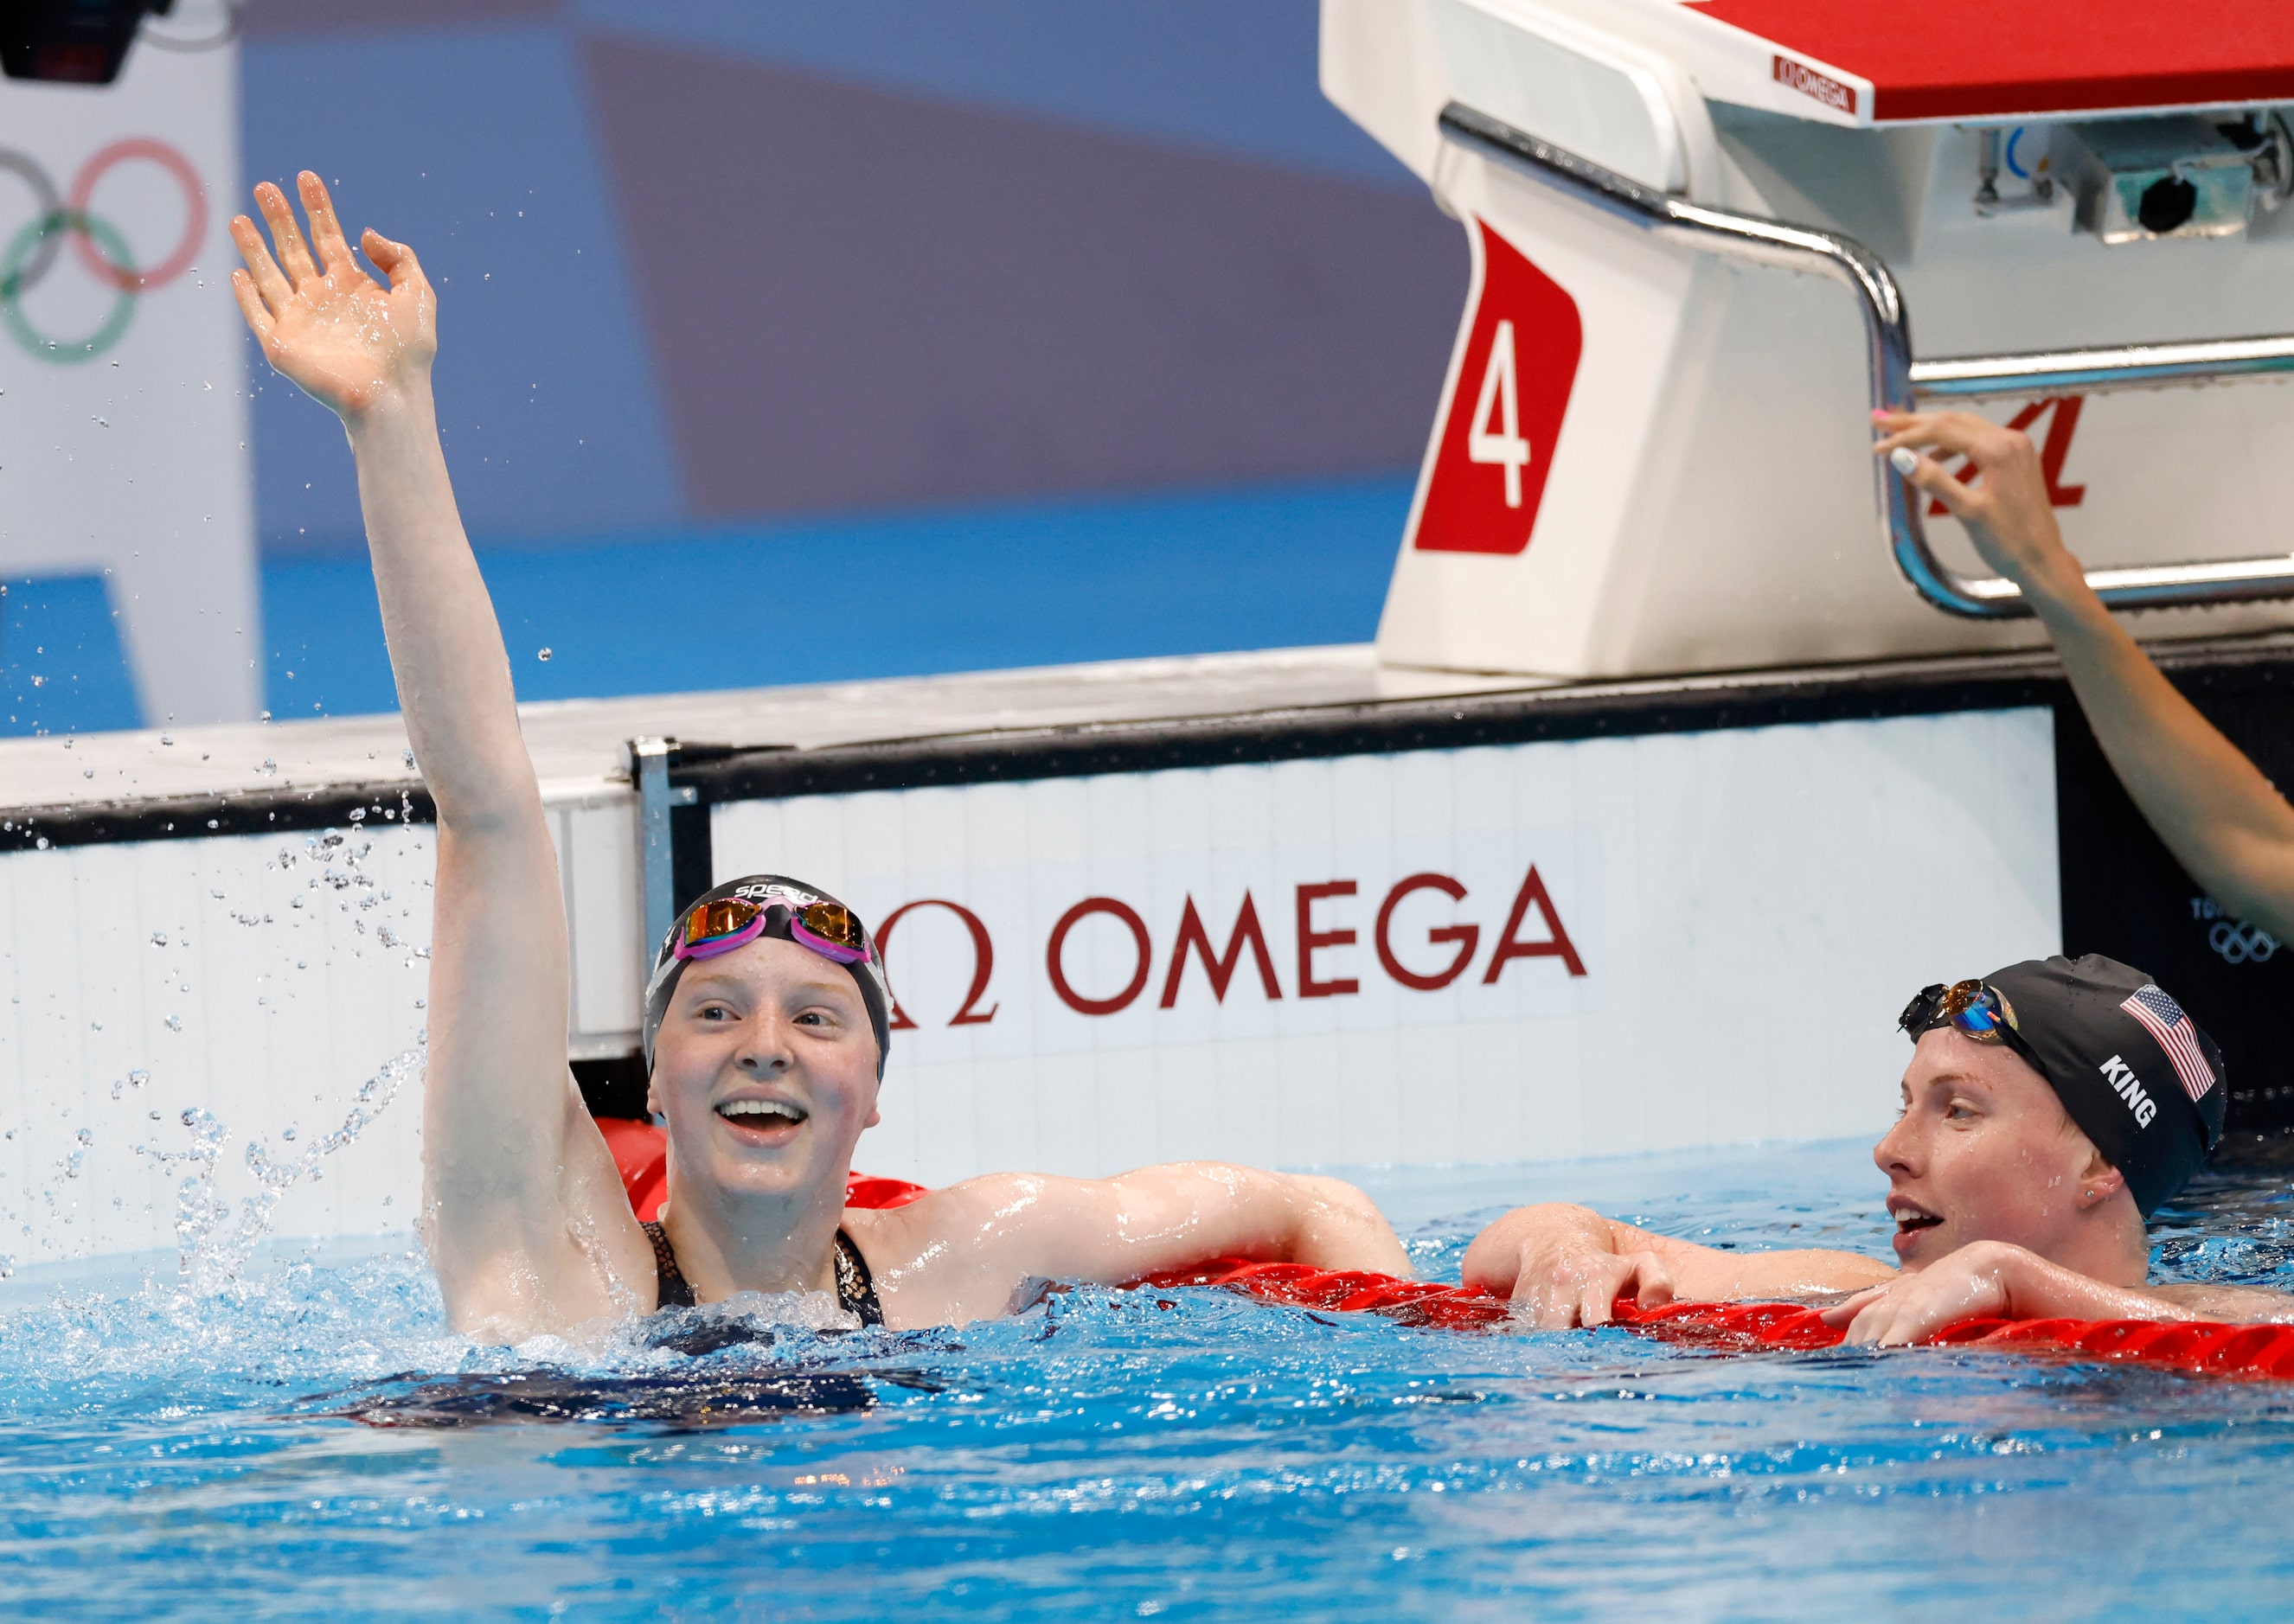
[4,1136,2293,1621]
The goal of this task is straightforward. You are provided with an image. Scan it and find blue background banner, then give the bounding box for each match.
[4,1,1459,731]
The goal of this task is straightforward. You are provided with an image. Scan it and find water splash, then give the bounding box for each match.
[144,1043,425,1294]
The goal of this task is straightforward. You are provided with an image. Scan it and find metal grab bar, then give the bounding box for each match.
[1437,100,2294,621]
[1913,336,2294,399]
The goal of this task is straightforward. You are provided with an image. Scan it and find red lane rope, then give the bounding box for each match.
[599,1144,2292,1378]
[1139,1257,2294,1381]
[597,1118,927,1223]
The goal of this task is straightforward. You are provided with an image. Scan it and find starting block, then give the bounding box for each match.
[1323,0,2294,676]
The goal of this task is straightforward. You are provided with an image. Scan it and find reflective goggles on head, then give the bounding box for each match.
[672,891,873,968]
[1899,979,2032,1058]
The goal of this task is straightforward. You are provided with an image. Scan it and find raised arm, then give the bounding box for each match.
[855,1162,1412,1327]
[232,174,645,1336]
[1875,410,2294,943]
[1462,1203,1894,1327]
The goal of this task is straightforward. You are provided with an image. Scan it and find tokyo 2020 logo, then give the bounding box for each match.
[0,137,206,364]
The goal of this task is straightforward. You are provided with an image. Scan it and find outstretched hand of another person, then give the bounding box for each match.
[1870,409,2087,604]
[230,170,435,422]
[1461,1203,1675,1328]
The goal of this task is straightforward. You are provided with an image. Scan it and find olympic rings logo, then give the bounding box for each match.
[2208,920,2279,965]
[0,137,207,365]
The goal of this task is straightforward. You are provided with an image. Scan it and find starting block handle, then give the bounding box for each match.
[1438,101,2294,622]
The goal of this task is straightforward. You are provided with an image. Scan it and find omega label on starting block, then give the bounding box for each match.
[1771,54,1856,116]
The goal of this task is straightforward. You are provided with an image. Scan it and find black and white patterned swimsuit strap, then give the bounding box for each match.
[643,1220,696,1309]
[643,1221,883,1327]
[831,1229,885,1327]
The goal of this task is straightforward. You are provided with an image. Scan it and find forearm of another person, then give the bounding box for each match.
[872,1163,1411,1325]
[2028,585,2294,943]
[1464,1203,1892,1324]
[1029,1163,1409,1279]
[1876,411,2294,942]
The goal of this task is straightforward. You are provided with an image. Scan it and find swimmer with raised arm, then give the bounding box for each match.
[229,173,1408,1341]
[1464,955,2293,1345]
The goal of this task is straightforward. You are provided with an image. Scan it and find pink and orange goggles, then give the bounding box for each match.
[671,889,875,968]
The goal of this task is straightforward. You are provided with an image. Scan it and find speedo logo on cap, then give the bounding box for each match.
[734,882,819,904]
[2099,1055,2158,1128]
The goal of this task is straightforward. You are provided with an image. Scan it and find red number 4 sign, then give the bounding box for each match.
[1411,220,1584,555]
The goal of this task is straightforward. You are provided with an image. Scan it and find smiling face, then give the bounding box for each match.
[1874,1027,2138,1279]
[647,937,882,1212]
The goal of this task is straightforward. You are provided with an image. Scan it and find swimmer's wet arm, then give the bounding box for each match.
[875,1163,1411,1322]
[1824,1240,2216,1346]
[231,174,648,1333]
[1463,1204,1893,1327]
[228,174,529,835]
[1009,1163,1409,1279]
[2150,1282,2294,1323]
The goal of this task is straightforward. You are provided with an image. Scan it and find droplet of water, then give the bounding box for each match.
[281,1128,298,1142]
[151,931,167,946]
[537,648,552,662]
[164,1014,183,1032]
[160,733,174,745]
[128,1070,148,1087]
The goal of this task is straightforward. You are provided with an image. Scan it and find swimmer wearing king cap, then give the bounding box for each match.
[1464,954,2293,1343]
[228,173,1410,1340]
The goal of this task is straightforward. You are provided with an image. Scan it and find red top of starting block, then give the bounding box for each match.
[1684,0,2294,123]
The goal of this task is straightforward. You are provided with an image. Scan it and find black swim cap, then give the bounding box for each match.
[1905,954,2225,1219]
[642,875,893,1077]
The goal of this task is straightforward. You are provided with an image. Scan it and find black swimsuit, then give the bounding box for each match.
[644,1220,885,1327]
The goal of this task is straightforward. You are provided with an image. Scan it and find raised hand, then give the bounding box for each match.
[1871,409,2085,601]
[229,171,435,420]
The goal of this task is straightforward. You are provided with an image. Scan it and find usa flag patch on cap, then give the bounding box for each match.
[2121,985,2216,1103]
